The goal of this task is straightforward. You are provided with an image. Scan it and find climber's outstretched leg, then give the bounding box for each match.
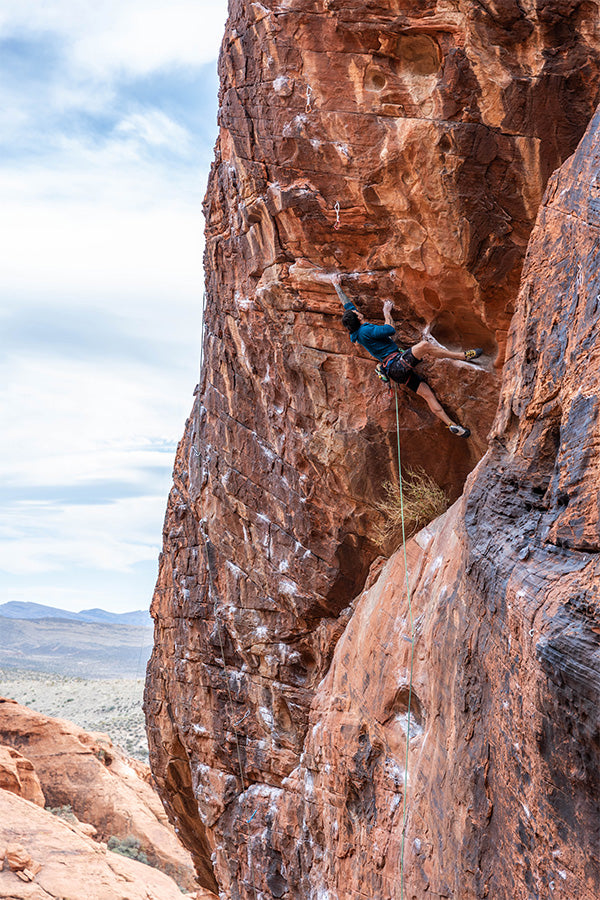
[415,383,468,437]
[385,351,471,437]
[411,340,483,364]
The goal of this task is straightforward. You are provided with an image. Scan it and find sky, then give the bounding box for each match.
[0,0,229,614]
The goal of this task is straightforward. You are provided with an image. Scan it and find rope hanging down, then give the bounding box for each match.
[200,521,259,900]
[191,289,208,462]
[394,384,416,900]
[193,298,412,897]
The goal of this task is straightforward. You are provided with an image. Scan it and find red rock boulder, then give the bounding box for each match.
[0,698,196,892]
[0,745,44,807]
[0,788,199,900]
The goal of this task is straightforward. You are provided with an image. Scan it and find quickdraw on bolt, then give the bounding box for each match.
[333,200,341,230]
[233,710,251,728]
[305,84,313,113]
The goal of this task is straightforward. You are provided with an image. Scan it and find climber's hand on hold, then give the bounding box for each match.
[330,272,352,307]
[383,300,396,329]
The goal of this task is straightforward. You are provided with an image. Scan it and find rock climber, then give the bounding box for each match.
[328,273,482,438]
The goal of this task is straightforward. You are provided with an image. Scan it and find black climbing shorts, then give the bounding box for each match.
[386,348,424,393]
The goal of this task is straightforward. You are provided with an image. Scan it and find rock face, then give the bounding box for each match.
[145,0,600,897]
[0,745,45,807]
[0,698,196,892]
[0,789,196,900]
[281,105,600,899]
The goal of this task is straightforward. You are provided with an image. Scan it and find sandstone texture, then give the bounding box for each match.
[0,788,195,900]
[145,0,600,897]
[277,105,600,899]
[0,746,44,808]
[0,698,196,892]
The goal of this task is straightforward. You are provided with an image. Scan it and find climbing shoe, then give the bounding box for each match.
[464,348,483,360]
[375,363,390,383]
[449,424,471,438]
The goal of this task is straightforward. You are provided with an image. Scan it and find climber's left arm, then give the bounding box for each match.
[383,300,396,331]
[331,275,355,310]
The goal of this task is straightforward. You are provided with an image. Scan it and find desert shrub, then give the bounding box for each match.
[96,747,107,763]
[375,468,449,551]
[47,804,78,824]
[107,835,148,865]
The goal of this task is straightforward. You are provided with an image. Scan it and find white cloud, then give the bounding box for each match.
[0,102,29,141]
[115,110,192,151]
[0,0,225,615]
[0,1,229,78]
[0,77,206,305]
[1,354,188,486]
[0,495,166,575]
[74,3,229,77]
[0,196,205,302]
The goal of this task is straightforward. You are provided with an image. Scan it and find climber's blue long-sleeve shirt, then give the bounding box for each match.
[335,284,399,361]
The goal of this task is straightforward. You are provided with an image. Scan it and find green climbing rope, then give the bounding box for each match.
[395,384,415,900]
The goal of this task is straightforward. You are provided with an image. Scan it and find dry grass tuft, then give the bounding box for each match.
[374,468,449,552]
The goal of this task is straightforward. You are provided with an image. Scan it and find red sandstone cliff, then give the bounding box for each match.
[145,1,600,897]
[286,105,600,898]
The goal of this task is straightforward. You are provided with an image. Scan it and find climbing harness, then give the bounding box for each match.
[394,383,416,900]
[375,349,418,393]
[375,362,391,389]
[381,350,400,367]
[333,200,341,230]
[375,351,398,391]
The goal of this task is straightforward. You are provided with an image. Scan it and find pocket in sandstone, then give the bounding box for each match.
[365,68,388,92]
[362,181,410,214]
[382,687,425,757]
[396,34,442,76]
[362,184,383,206]
[429,307,497,357]
[272,695,299,750]
[390,33,443,108]
[383,685,424,728]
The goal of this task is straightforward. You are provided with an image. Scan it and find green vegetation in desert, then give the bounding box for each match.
[107,834,149,865]
[0,667,148,762]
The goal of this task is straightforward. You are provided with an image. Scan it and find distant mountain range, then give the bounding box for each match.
[0,601,152,628]
[0,602,154,677]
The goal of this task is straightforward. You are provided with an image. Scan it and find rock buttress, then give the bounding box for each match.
[145,0,600,895]
[266,107,600,899]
